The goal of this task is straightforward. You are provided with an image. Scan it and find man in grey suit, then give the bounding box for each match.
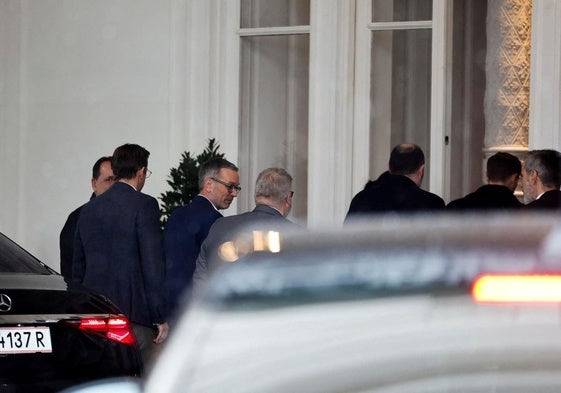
[193,167,298,293]
[73,143,169,367]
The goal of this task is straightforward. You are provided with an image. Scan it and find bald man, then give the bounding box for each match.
[345,143,444,221]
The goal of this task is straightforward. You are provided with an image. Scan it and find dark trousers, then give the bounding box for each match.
[132,323,158,371]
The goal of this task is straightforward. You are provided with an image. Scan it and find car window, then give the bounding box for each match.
[206,247,537,311]
[0,233,53,274]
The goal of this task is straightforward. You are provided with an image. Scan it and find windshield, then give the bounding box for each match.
[0,233,53,274]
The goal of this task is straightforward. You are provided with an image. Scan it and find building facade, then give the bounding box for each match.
[1,0,560,267]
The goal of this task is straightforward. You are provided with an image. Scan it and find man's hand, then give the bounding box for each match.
[154,322,169,344]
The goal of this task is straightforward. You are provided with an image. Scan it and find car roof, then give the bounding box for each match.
[199,212,561,305]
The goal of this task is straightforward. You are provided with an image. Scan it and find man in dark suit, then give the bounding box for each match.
[59,156,114,280]
[345,143,444,221]
[522,149,561,209]
[73,144,169,366]
[192,167,298,293]
[163,157,239,320]
[447,152,523,210]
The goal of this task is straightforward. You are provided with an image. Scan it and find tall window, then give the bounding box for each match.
[369,0,433,187]
[239,0,310,223]
[233,0,445,224]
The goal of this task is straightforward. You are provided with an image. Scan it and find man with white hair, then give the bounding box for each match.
[192,167,298,293]
[522,149,561,208]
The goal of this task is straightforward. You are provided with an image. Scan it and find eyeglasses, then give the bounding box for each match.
[146,169,152,179]
[211,177,241,192]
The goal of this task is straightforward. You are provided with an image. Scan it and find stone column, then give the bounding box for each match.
[484,0,532,178]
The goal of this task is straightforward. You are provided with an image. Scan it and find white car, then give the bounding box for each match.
[66,213,561,393]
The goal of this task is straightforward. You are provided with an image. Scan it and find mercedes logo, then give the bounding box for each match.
[0,294,12,312]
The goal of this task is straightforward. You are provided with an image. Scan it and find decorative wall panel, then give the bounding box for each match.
[485,0,532,152]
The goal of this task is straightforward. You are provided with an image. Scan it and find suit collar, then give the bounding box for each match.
[372,171,419,190]
[253,204,284,217]
[539,189,561,199]
[195,194,219,211]
[116,180,138,192]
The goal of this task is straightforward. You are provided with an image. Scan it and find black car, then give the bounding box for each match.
[0,232,142,392]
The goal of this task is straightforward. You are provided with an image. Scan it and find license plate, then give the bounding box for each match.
[0,327,52,354]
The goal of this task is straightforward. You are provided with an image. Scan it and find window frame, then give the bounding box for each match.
[218,0,453,225]
[353,0,452,201]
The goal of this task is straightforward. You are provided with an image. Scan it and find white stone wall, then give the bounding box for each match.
[1,1,179,269]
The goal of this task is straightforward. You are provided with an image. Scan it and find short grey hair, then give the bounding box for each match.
[525,149,561,189]
[254,168,293,205]
[198,158,238,190]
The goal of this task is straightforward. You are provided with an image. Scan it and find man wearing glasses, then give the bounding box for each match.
[73,144,169,367]
[164,157,240,320]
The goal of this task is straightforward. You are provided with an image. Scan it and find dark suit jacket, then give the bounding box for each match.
[345,172,445,221]
[446,185,522,210]
[59,193,95,279]
[163,195,222,317]
[73,182,166,327]
[192,204,298,293]
[525,189,561,209]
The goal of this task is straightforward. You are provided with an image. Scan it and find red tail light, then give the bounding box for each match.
[106,317,136,344]
[68,316,136,345]
[472,274,561,304]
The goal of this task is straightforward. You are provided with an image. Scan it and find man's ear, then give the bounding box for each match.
[506,172,519,192]
[529,169,538,184]
[412,164,425,187]
[201,176,213,192]
[417,164,425,178]
[507,172,518,182]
